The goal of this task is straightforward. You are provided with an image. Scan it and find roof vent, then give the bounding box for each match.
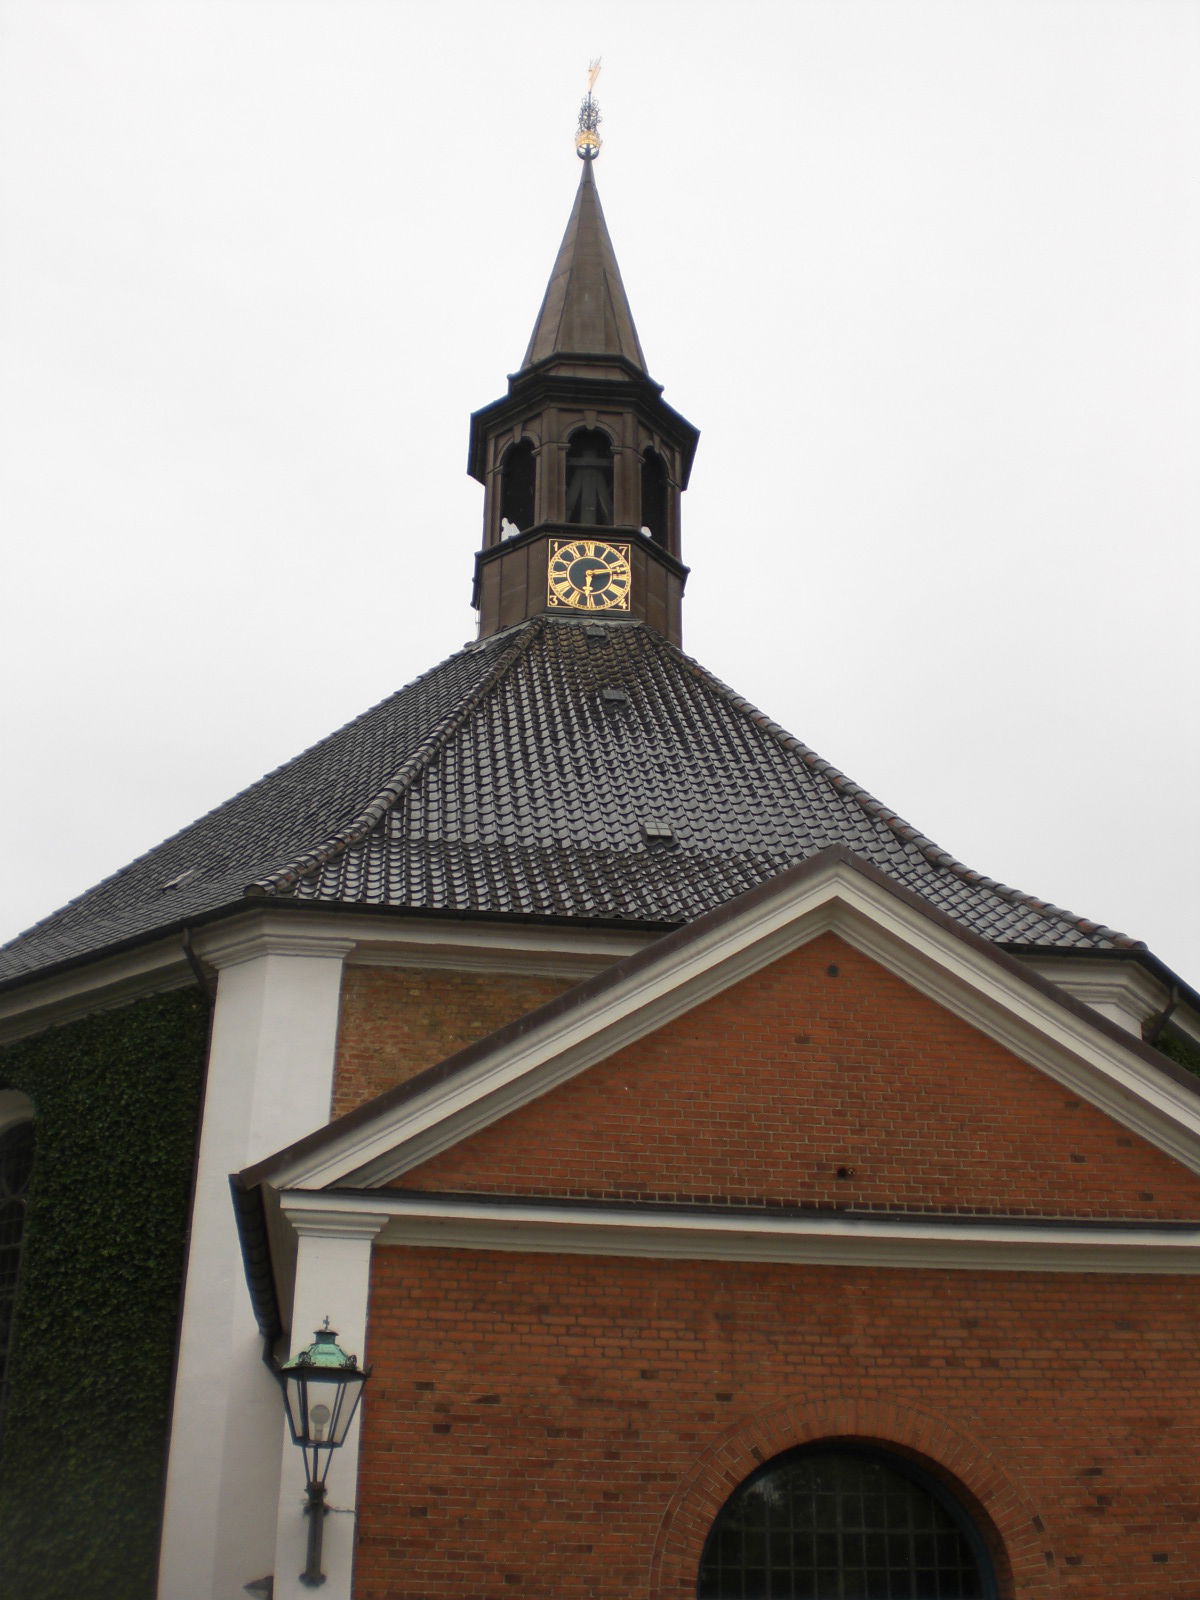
[640,819,675,845]
[601,686,629,704]
[160,868,198,892]
[584,625,608,641]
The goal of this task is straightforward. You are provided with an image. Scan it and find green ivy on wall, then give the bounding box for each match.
[1156,1025,1200,1079]
[0,986,207,1600]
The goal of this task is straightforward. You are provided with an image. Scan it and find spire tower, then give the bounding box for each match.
[469,81,699,642]
[520,156,648,378]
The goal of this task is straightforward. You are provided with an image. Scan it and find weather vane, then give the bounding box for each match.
[575,58,602,160]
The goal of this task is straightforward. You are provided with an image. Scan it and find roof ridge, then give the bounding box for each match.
[251,621,545,897]
[655,633,1144,952]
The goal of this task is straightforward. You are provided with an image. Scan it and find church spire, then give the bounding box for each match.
[520,156,648,377]
[468,78,699,644]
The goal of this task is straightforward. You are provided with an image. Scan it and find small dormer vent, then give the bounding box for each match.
[160,868,198,892]
[641,819,675,845]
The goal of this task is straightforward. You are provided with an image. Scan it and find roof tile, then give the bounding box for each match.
[0,617,1140,987]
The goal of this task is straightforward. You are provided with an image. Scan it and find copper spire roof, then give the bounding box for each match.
[520,159,648,375]
[0,618,1142,988]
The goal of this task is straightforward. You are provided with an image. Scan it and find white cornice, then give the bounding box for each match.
[1018,954,1167,1035]
[347,944,641,980]
[1019,956,1200,1055]
[0,908,646,1044]
[284,1205,388,1243]
[195,924,358,970]
[266,860,1200,1192]
[279,1190,1200,1276]
[0,936,195,1045]
[192,907,649,972]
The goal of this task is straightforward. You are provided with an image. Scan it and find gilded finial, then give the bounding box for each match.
[576,58,602,160]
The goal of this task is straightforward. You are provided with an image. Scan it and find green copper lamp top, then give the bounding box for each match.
[288,1318,360,1372]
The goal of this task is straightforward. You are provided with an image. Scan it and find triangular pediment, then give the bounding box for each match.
[392,926,1200,1217]
[240,851,1200,1199]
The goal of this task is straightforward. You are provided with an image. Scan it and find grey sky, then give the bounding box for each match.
[2,0,1198,983]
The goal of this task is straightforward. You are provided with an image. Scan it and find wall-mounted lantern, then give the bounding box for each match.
[277,1319,369,1588]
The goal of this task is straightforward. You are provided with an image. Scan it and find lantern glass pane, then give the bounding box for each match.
[280,1365,366,1448]
[281,1372,307,1444]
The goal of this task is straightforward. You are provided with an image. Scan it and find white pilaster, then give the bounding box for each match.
[157,925,354,1600]
[272,1210,385,1600]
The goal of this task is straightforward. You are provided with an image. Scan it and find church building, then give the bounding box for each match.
[3,99,1200,1600]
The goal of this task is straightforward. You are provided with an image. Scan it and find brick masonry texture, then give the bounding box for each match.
[393,933,1200,1220]
[356,1248,1200,1598]
[332,965,574,1118]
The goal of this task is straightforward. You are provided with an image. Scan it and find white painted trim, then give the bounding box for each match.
[196,925,358,969]
[262,860,1200,1191]
[280,1190,1200,1276]
[1170,1006,1200,1049]
[0,909,648,1044]
[194,907,651,969]
[290,1210,389,1243]
[158,940,354,1600]
[0,936,195,1044]
[347,944,639,980]
[272,1212,385,1600]
[1019,955,1167,1035]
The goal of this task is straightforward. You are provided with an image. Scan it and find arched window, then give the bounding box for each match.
[0,1094,35,1440]
[697,1444,996,1599]
[565,429,613,526]
[640,446,669,546]
[499,438,536,535]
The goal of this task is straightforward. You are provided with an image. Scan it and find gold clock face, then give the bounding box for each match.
[547,539,632,612]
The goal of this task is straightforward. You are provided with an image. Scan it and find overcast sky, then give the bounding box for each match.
[2,0,1198,985]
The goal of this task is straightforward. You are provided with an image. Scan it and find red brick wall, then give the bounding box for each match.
[333,965,575,1117]
[356,1247,1200,1597]
[395,933,1200,1220]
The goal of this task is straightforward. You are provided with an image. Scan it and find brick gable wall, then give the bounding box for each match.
[355,1246,1200,1597]
[332,965,575,1118]
[391,934,1200,1220]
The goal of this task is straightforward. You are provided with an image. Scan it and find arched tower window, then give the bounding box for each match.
[640,446,669,546]
[499,439,536,536]
[565,429,613,526]
[697,1443,996,1599]
[0,1095,35,1440]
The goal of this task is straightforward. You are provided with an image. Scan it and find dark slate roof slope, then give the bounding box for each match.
[0,616,1140,989]
[0,629,525,982]
[276,620,1138,947]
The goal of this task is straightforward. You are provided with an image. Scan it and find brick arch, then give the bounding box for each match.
[647,1392,1060,1600]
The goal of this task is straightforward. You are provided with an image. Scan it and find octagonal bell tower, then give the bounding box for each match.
[468,92,699,643]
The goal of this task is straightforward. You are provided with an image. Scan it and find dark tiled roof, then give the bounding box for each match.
[0,618,1140,986]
